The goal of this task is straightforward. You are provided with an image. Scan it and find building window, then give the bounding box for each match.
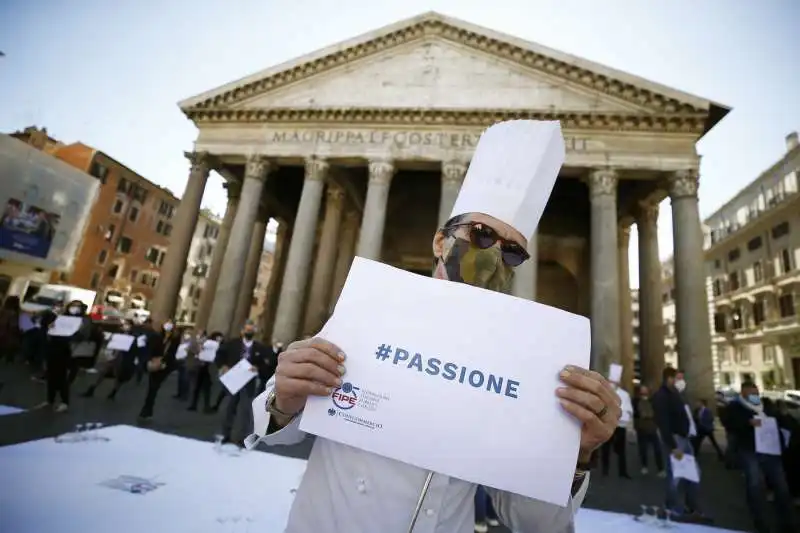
[721,372,732,386]
[164,224,172,237]
[746,237,762,251]
[740,372,754,383]
[762,370,776,389]
[117,177,130,193]
[753,261,763,283]
[158,201,175,218]
[90,272,101,289]
[128,206,140,222]
[728,248,740,262]
[729,271,740,291]
[150,275,158,288]
[112,199,124,214]
[108,264,120,279]
[713,313,726,333]
[713,259,721,269]
[712,279,722,297]
[771,221,790,240]
[752,299,765,325]
[105,224,116,241]
[130,269,138,283]
[736,346,750,365]
[97,249,108,265]
[90,161,109,183]
[763,345,776,365]
[780,248,793,274]
[778,293,796,318]
[117,236,133,254]
[731,307,743,330]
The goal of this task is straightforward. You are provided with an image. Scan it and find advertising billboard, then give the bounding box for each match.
[0,134,100,271]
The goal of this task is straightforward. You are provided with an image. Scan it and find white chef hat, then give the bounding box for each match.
[448,120,565,242]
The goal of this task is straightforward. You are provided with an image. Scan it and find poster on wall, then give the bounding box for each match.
[0,198,61,258]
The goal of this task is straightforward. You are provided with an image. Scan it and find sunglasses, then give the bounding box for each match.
[447,222,530,267]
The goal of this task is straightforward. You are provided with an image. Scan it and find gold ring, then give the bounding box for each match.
[596,405,608,419]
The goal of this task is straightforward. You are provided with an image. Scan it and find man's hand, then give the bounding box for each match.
[672,449,684,460]
[750,418,762,427]
[249,366,257,373]
[556,365,622,459]
[219,366,229,376]
[273,337,345,416]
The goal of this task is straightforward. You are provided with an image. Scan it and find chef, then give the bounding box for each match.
[246,120,621,532]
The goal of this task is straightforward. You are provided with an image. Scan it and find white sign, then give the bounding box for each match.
[175,344,189,361]
[608,363,622,384]
[199,340,219,363]
[219,359,257,395]
[48,316,82,337]
[670,454,700,483]
[299,258,591,507]
[755,416,782,456]
[107,334,135,352]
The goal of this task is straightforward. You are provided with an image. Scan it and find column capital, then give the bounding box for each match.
[245,155,272,182]
[223,180,242,202]
[368,159,394,185]
[587,168,618,199]
[441,160,468,186]
[669,170,699,199]
[184,151,214,175]
[636,201,660,228]
[305,156,329,182]
[326,184,345,207]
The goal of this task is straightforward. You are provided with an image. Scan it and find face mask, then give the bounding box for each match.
[183,334,192,341]
[747,394,761,406]
[435,237,514,294]
[68,306,81,315]
[675,379,686,393]
[243,332,255,340]
[163,323,173,332]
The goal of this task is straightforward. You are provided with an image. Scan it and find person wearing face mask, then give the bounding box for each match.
[38,300,92,412]
[215,321,275,445]
[82,320,137,400]
[632,385,665,477]
[172,323,193,402]
[652,367,707,523]
[243,121,623,533]
[188,331,221,413]
[725,382,797,533]
[136,318,179,422]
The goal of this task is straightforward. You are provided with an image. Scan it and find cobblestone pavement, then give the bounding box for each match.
[0,362,761,532]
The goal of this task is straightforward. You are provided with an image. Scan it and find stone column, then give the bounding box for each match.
[330,210,361,310]
[637,201,666,389]
[259,223,291,343]
[588,169,621,373]
[356,159,394,260]
[512,232,538,300]
[272,157,328,343]
[207,155,271,336]
[232,204,270,334]
[670,170,714,403]
[194,181,240,331]
[618,226,635,393]
[151,151,212,325]
[302,184,345,336]
[438,161,467,227]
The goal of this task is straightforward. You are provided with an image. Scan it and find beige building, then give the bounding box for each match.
[704,133,800,391]
[147,12,731,402]
[176,209,221,325]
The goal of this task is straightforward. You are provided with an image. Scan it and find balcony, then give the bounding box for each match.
[762,315,800,339]
[774,269,800,288]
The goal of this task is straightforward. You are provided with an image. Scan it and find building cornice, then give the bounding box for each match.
[184,107,707,134]
[181,17,725,130]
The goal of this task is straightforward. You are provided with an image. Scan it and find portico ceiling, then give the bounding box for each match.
[179,11,729,137]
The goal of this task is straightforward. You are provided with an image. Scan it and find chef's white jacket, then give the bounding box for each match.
[246,378,589,532]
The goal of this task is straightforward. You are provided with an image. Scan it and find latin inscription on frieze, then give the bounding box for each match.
[268,130,588,151]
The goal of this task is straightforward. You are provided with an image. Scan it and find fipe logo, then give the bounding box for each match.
[331,382,359,410]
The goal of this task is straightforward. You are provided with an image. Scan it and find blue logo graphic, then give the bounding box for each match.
[327,408,336,417]
[331,382,360,410]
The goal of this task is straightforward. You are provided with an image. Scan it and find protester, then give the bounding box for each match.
[692,399,724,460]
[0,295,21,363]
[725,382,797,533]
[773,400,800,500]
[652,367,708,522]
[81,320,137,400]
[244,121,622,532]
[188,330,218,413]
[137,318,177,422]
[601,373,632,478]
[473,485,500,533]
[633,384,664,476]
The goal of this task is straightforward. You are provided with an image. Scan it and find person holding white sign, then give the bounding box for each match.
[724,380,796,533]
[246,120,623,533]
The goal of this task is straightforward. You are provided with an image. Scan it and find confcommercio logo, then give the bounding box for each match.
[331,382,359,410]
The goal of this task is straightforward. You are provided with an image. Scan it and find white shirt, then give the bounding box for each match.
[245,378,589,533]
[615,387,633,427]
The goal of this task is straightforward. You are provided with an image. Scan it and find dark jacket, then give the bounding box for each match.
[44,312,92,360]
[652,383,691,449]
[725,400,763,454]
[215,338,276,383]
[696,405,715,433]
[633,396,658,433]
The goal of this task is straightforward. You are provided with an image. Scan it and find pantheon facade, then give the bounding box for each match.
[150,12,730,402]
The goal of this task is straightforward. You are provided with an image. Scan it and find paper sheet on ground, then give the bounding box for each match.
[107,334,135,352]
[219,359,257,394]
[48,316,82,337]
[299,257,591,507]
[199,340,219,363]
[670,454,700,483]
[755,416,781,455]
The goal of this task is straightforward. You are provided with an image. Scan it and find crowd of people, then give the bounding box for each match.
[0,294,285,445]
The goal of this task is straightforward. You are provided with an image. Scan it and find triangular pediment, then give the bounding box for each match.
[180,12,729,133]
[228,38,643,113]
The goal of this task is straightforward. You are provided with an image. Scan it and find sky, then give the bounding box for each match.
[1,0,798,288]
